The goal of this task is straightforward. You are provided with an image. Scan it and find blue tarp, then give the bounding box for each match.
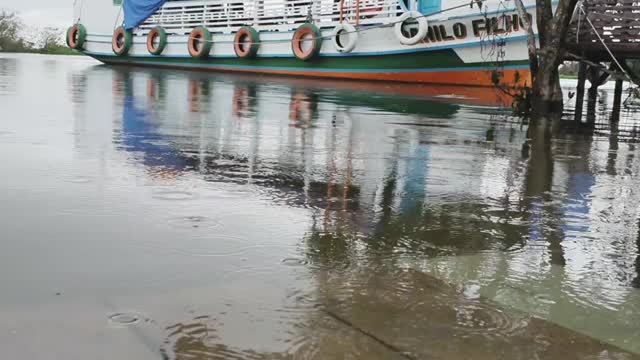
[124,0,168,30]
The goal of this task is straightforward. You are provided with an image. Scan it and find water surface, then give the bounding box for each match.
[1,53,640,359]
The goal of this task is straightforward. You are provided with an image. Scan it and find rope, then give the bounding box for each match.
[575,0,582,44]
[76,0,85,24]
[114,0,125,30]
[192,0,485,45]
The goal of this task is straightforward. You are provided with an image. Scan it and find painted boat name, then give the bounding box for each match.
[422,13,533,43]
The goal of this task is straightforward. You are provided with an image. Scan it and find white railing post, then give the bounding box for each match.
[252,0,259,27]
[181,6,185,34]
[202,3,207,27]
[139,0,401,34]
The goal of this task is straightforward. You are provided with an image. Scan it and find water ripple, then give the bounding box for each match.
[167,216,220,229]
[281,258,309,266]
[64,175,94,184]
[107,311,151,327]
[152,189,196,201]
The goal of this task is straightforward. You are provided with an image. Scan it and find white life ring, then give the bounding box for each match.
[332,23,358,53]
[394,11,428,46]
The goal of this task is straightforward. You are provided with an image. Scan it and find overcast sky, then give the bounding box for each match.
[2,1,74,29]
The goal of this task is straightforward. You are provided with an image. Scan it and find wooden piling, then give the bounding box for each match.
[574,61,587,125]
[611,78,623,124]
[634,217,640,288]
[586,76,599,126]
[586,66,610,126]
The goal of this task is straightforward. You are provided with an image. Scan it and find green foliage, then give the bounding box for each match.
[559,61,579,77]
[0,10,79,55]
[511,87,532,117]
[43,44,81,55]
[491,69,502,86]
[490,69,532,118]
[0,10,30,52]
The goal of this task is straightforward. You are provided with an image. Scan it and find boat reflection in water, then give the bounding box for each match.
[71,65,640,358]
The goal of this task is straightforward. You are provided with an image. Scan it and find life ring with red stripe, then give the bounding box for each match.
[112,26,133,56]
[188,26,212,59]
[147,26,167,55]
[67,24,87,50]
[234,26,260,58]
[292,24,323,61]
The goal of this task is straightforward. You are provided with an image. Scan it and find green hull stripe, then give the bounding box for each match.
[93,54,529,74]
[88,49,529,71]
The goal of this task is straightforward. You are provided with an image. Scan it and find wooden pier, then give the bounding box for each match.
[565,0,640,124]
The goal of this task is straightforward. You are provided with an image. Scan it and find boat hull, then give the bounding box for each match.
[75,0,538,87]
[90,52,531,87]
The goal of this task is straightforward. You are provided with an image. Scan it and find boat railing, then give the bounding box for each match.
[138,0,402,35]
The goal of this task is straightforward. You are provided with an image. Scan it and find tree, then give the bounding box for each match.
[39,26,62,52]
[0,11,76,55]
[38,26,78,55]
[0,10,28,52]
[514,0,580,116]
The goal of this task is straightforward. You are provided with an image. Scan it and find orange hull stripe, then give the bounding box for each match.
[240,69,532,87]
[118,60,532,87]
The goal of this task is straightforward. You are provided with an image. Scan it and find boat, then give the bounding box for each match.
[67,0,537,87]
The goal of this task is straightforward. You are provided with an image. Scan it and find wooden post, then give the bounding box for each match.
[574,61,587,125]
[611,78,623,124]
[586,84,598,126]
[634,217,640,289]
[586,66,609,126]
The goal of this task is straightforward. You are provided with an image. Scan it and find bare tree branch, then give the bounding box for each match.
[513,0,539,78]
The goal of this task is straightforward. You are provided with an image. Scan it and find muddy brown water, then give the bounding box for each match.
[1,53,639,359]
